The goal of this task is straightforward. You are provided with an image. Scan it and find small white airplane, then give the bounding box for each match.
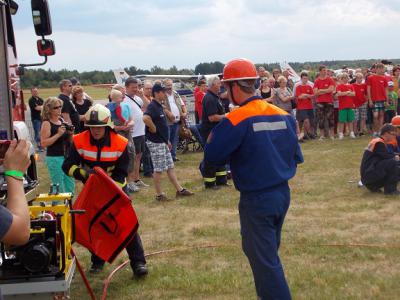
[279,61,301,83]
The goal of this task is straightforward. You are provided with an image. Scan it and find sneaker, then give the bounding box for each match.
[127,182,140,193]
[173,157,180,162]
[338,133,344,140]
[135,180,149,187]
[132,262,148,278]
[176,188,194,198]
[330,135,335,141]
[350,132,356,139]
[319,136,325,141]
[357,180,364,187]
[155,194,170,201]
[89,264,104,274]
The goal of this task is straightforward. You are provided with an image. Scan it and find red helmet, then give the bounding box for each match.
[391,115,400,127]
[222,58,258,82]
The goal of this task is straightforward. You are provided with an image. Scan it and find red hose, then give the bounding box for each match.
[74,242,400,300]
[101,244,220,300]
[71,248,97,300]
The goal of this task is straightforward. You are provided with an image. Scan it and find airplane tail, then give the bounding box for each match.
[113,69,130,86]
[279,61,300,82]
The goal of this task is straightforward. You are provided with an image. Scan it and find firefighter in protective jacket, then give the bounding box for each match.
[360,124,399,195]
[204,58,303,300]
[62,104,148,276]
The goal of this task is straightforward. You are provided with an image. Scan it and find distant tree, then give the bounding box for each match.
[194,61,224,74]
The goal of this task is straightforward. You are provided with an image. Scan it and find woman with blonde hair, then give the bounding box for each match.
[40,97,75,193]
[72,86,92,133]
[274,75,294,114]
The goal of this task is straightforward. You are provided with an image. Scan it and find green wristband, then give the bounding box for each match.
[4,170,24,179]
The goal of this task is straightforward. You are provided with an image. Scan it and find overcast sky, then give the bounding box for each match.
[13,0,400,72]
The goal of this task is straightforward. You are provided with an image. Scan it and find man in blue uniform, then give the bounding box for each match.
[204,58,303,300]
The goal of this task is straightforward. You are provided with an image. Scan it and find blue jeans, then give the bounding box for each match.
[168,123,179,160]
[189,124,204,148]
[142,141,153,176]
[239,183,292,300]
[32,119,42,148]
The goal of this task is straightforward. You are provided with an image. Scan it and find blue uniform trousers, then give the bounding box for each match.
[239,183,292,300]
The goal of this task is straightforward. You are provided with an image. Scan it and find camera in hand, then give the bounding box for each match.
[61,122,74,132]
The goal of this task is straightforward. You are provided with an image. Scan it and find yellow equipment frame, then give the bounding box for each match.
[29,192,74,277]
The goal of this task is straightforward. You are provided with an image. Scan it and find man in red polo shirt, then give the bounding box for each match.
[295,72,315,140]
[367,62,389,137]
[313,65,336,140]
[194,79,207,124]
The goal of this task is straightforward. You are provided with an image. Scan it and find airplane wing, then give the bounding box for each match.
[280,61,301,83]
[135,74,198,80]
[113,69,130,86]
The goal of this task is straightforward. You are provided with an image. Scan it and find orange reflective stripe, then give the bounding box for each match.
[73,131,128,162]
[227,100,288,126]
[366,138,385,152]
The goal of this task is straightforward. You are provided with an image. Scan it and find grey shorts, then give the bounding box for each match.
[133,135,145,154]
[296,109,314,122]
[146,140,174,172]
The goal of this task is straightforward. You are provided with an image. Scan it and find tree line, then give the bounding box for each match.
[20,59,400,89]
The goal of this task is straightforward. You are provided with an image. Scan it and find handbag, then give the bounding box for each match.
[179,120,192,139]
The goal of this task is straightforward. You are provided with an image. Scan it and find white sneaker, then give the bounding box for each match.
[338,133,344,140]
[350,132,356,139]
[135,180,149,187]
[128,182,140,192]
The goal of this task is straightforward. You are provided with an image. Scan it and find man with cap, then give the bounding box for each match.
[360,123,400,195]
[62,104,148,276]
[204,58,303,300]
[143,84,194,201]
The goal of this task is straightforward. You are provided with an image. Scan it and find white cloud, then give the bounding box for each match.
[13,0,400,71]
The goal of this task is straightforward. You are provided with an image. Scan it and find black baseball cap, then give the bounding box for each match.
[152,83,166,94]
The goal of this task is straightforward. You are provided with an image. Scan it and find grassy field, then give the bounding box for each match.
[34,135,400,300]
[23,86,110,101]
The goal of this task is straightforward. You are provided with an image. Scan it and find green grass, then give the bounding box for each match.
[23,85,110,101]
[34,136,400,299]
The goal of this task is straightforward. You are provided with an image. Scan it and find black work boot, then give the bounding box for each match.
[132,262,148,278]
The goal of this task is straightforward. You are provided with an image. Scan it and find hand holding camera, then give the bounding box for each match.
[1,140,31,173]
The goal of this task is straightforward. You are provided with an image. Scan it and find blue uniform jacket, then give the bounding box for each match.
[204,96,304,193]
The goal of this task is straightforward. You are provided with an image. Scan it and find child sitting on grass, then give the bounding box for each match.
[336,73,356,139]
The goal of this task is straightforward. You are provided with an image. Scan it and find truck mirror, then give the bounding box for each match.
[31,0,52,36]
[10,0,19,15]
[37,39,55,56]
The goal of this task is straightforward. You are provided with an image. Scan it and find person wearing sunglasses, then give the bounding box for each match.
[40,97,75,193]
[58,79,80,133]
[360,123,400,195]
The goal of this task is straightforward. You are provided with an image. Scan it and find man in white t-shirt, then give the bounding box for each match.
[163,79,188,161]
[123,77,149,192]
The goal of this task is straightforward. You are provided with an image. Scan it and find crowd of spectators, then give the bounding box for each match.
[242,62,400,142]
[26,61,399,195]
